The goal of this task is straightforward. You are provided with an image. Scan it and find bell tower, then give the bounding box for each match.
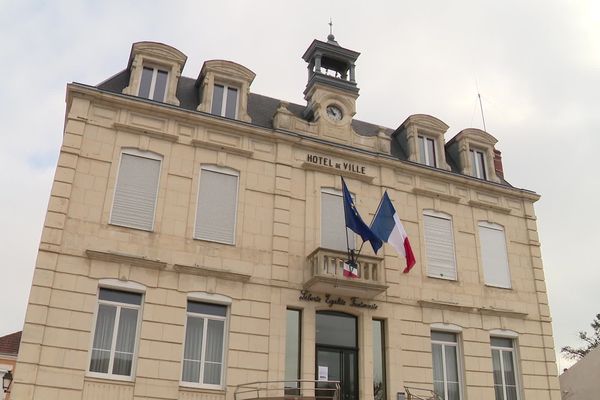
[301,32,360,125]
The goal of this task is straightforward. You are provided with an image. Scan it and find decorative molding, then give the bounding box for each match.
[113,122,178,142]
[412,188,461,203]
[173,264,251,282]
[479,306,528,319]
[468,200,511,214]
[85,249,166,270]
[301,161,374,182]
[191,139,253,157]
[418,299,476,313]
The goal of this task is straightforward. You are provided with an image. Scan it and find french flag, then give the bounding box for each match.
[371,192,416,273]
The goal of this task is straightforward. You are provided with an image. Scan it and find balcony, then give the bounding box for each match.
[304,248,387,299]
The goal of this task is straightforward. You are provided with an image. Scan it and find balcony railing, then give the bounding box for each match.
[304,248,387,299]
[234,380,340,400]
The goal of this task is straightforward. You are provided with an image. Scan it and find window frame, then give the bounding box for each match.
[431,330,463,400]
[372,319,387,400]
[87,283,145,381]
[138,64,170,102]
[211,83,239,118]
[423,210,457,281]
[478,222,512,289]
[109,149,162,232]
[490,334,521,400]
[470,148,487,179]
[284,308,302,394]
[418,135,437,167]
[320,187,356,252]
[180,293,231,390]
[193,165,240,245]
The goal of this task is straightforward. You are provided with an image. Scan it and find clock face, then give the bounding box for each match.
[326,105,343,121]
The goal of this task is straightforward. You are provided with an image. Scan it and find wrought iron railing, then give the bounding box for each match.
[234,380,340,400]
[404,387,443,400]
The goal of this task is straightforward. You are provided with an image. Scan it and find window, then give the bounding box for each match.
[372,320,386,400]
[211,84,238,118]
[418,135,437,167]
[423,211,457,280]
[138,65,169,101]
[470,149,487,179]
[110,150,162,231]
[431,331,462,400]
[194,166,239,244]
[491,337,519,400]
[321,189,355,251]
[182,301,228,388]
[478,222,511,288]
[89,288,142,379]
[284,309,302,394]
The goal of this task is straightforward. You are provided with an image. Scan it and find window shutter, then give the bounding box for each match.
[321,191,355,251]
[424,213,457,279]
[195,169,238,244]
[479,222,511,288]
[110,153,161,231]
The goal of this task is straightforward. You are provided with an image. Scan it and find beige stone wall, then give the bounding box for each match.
[12,85,560,400]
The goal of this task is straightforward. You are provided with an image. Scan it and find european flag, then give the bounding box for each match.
[341,177,383,254]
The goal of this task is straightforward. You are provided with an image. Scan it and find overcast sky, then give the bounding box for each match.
[1,0,598,370]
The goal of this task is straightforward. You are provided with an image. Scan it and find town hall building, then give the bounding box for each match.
[11,35,560,400]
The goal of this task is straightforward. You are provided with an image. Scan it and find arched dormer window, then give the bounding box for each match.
[392,114,451,170]
[122,42,187,106]
[446,128,501,182]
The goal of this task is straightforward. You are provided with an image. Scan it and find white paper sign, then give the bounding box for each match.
[318,366,328,381]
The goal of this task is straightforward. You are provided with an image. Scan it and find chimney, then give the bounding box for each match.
[494,149,504,179]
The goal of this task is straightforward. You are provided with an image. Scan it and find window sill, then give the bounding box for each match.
[108,221,155,233]
[484,283,512,290]
[179,382,226,393]
[427,274,458,282]
[193,236,236,246]
[85,373,135,384]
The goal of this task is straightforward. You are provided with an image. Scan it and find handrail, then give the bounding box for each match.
[235,379,341,400]
[404,386,443,400]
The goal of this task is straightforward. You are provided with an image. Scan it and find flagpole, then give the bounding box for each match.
[342,176,353,264]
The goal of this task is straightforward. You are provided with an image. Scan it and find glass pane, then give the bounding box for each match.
[447,382,460,400]
[112,307,138,375]
[285,310,301,387]
[182,316,204,382]
[445,345,459,382]
[152,69,168,101]
[139,67,153,98]
[502,351,516,386]
[211,84,224,115]
[491,337,513,348]
[491,349,502,385]
[204,361,222,385]
[431,343,444,381]
[187,301,227,317]
[205,320,224,362]
[433,381,445,399]
[494,385,504,400]
[477,151,486,179]
[316,312,356,347]
[225,87,238,118]
[432,331,457,342]
[419,136,426,164]
[506,385,518,400]
[90,304,116,373]
[426,138,436,166]
[99,288,142,305]
[372,320,386,400]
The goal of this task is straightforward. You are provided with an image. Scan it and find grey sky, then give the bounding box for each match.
[1,0,598,370]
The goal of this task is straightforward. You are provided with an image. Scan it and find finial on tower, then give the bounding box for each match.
[327,17,337,43]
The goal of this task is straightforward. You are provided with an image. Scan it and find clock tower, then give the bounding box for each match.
[301,33,360,127]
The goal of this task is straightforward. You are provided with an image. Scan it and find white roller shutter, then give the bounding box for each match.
[194,168,238,244]
[423,212,457,280]
[110,152,161,231]
[321,190,355,251]
[479,222,511,288]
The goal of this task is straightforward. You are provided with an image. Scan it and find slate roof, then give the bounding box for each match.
[95,70,511,187]
[0,331,21,357]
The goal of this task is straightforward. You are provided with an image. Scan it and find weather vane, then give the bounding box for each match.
[329,17,333,36]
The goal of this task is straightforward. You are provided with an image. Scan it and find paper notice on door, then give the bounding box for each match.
[318,366,328,381]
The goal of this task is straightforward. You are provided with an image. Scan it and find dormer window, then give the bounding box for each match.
[470,149,487,179]
[418,135,437,167]
[139,65,169,102]
[211,84,238,119]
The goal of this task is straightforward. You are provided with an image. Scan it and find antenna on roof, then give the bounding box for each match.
[476,80,488,132]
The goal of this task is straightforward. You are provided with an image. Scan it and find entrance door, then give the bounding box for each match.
[316,347,358,400]
[315,312,358,400]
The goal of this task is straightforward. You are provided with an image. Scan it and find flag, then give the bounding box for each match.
[341,177,383,254]
[343,260,359,278]
[371,192,416,273]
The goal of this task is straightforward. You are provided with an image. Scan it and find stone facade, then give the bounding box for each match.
[12,39,560,400]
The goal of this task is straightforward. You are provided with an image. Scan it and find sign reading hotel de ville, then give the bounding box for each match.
[306,153,367,175]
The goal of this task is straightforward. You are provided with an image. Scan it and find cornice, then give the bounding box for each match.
[67,83,541,203]
[85,249,166,270]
